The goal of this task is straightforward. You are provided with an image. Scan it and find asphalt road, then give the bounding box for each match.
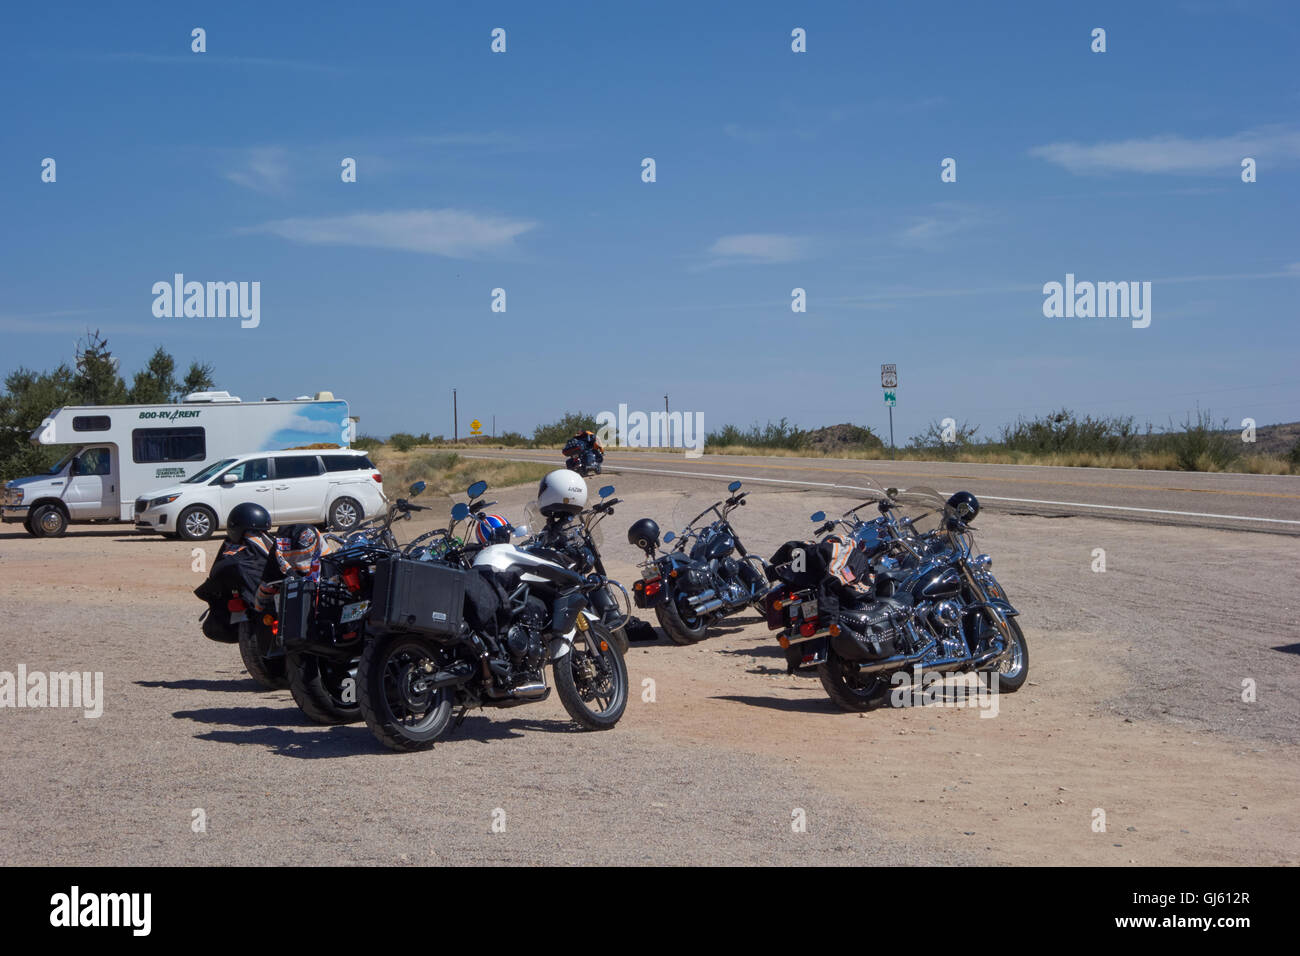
[464,450,1300,534]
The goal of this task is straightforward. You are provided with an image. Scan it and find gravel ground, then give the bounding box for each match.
[1,471,1296,865]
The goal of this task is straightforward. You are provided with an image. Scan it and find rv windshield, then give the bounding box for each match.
[46,452,76,475]
[185,458,237,483]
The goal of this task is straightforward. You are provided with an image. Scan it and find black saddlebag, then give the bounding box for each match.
[368,556,468,637]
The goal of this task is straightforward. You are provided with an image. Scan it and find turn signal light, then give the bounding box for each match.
[828,624,841,637]
[778,635,790,649]
[262,614,274,626]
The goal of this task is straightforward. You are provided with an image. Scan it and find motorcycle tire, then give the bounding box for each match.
[553,621,628,730]
[817,651,892,712]
[357,632,454,752]
[237,621,288,689]
[286,652,362,724]
[988,618,1029,693]
[654,590,709,645]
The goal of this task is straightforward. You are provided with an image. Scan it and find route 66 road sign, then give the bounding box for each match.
[881,364,897,389]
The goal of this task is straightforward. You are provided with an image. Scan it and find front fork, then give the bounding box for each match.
[958,562,1016,663]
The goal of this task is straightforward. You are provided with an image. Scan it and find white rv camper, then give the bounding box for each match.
[1,391,354,537]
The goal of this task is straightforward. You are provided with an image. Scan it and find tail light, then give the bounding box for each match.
[372,472,383,483]
[227,597,246,612]
[644,580,661,598]
[342,567,362,593]
[799,620,817,638]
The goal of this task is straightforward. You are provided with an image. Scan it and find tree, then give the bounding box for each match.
[128,346,178,404]
[71,330,127,406]
[180,361,216,398]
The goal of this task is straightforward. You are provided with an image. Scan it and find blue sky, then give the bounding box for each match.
[3,0,1298,442]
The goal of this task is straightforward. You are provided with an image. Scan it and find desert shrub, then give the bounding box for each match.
[706,418,810,450]
[388,432,419,452]
[351,434,383,452]
[1155,408,1237,471]
[534,412,600,446]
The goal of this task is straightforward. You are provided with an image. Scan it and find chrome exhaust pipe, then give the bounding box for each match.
[509,680,549,699]
[855,637,936,674]
[687,589,717,606]
[693,598,726,615]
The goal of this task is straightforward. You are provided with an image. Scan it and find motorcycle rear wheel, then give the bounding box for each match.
[287,652,362,724]
[817,652,892,712]
[553,622,628,730]
[237,621,288,689]
[654,591,709,645]
[357,633,454,752]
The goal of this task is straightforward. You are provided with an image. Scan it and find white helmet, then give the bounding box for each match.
[537,469,588,517]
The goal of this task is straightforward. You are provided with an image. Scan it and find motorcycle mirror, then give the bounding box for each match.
[467,480,488,499]
[886,487,899,498]
[810,511,826,522]
[727,480,742,492]
[409,480,426,497]
[598,485,615,498]
[451,502,470,521]
[663,531,675,543]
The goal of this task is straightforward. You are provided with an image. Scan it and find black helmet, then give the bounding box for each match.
[227,502,272,543]
[627,518,660,554]
[946,491,980,525]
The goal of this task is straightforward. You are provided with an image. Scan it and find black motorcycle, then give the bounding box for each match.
[763,482,1029,711]
[629,480,769,644]
[563,438,603,476]
[522,483,633,654]
[355,480,629,752]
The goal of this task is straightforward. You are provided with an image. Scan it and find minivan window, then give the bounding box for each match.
[73,415,111,432]
[223,458,270,483]
[321,454,374,472]
[132,427,206,464]
[185,459,237,483]
[273,456,321,479]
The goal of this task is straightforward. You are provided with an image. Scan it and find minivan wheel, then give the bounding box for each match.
[30,505,68,538]
[177,505,216,541]
[328,497,363,531]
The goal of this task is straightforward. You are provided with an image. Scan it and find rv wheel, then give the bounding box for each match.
[30,505,68,538]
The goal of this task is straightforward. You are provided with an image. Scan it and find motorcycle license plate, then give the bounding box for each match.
[230,611,247,624]
[340,601,370,624]
[801,599,818,619]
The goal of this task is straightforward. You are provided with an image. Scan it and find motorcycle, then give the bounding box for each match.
[521,483,633,654]
[562,438,603,476]
[355,480,629,752]
[228,482,433,722]
[762,480,1029,711]
[629,480,769,644]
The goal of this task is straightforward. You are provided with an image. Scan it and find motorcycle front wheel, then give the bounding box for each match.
[286,652,362,724]
[357,633,454,752]
[817,651,892,712]
[553,622,628,730]
[654,589,709,645]
[987,618,1029,693]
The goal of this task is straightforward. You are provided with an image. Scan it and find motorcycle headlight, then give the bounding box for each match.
[150,494,181,508]
[971,554,992,570]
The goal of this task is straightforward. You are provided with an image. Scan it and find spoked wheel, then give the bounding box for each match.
[988,618,1029,693]
[286,652,362,724]
[817,651,892,712]
[357,633,454,752]
[654,589,709,645]
[237,620,288,689]
[553,621,628,730]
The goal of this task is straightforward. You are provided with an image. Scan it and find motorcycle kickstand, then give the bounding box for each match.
[453,705,470,728]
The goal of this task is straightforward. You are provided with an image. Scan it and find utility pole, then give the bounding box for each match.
[664,394,669,448]
[492,415,496,438]
[453,388,458,442]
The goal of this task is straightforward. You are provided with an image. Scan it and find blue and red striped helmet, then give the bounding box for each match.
[474,513,512,544]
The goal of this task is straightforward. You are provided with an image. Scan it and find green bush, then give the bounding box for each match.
[498,431,531,447]
[388,432,419,452]
[1156,408,1237,471]
[352,434,383,452]
[534,412,600,446]
[907,419,981,458]
[999,409,1141,455]
[706,418,810,450]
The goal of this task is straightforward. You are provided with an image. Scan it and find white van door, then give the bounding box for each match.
[270,455,326,521]
[215,457,275,522]
[65,446,117,519]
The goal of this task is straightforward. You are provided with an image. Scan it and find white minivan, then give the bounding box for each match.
[133,449,386,540]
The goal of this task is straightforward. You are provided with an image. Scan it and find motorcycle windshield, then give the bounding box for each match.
[839,476,893,517]
[893,485,949,535]
[669,489,717,549]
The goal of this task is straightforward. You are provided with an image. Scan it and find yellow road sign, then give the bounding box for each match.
[470,419,483,435]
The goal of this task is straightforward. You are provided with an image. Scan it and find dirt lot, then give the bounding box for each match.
[1,471,1297,865]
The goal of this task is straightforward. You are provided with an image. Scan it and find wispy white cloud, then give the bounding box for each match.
[223,147,292,194]
[701,233,813,268]
[241,209,538,258]
[897,203,985,248]
[1029,125,1300,175]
